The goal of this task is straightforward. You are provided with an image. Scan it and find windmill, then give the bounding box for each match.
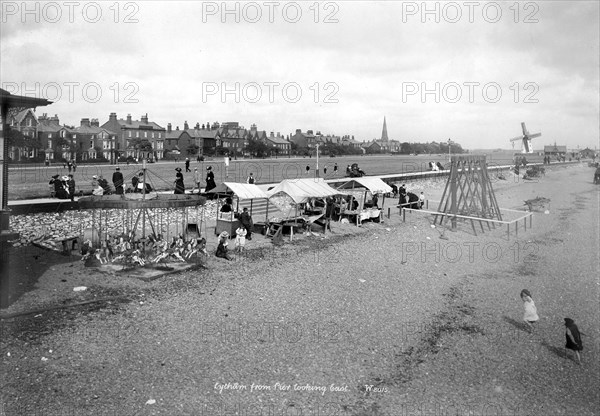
[509,122,541,154]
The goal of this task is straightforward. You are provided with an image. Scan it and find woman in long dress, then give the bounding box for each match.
[174,167,185,194]
[205,166,216,192]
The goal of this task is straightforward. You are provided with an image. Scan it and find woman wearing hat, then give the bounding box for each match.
[174,167,185,194]
[205,166,216,192]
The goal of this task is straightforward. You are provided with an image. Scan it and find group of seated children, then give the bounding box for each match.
[81,233,207,266]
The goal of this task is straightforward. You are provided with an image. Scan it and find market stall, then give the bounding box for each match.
[207,182,269,236]
[266,178,342,237]
[336,177,393,225]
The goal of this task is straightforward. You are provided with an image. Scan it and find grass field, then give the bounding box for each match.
[8,152,542,200]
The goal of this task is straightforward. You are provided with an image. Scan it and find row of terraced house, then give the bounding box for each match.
[7,111,297,163]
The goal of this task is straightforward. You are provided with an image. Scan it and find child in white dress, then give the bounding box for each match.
[235,226,247,253]
[520,289,539,331]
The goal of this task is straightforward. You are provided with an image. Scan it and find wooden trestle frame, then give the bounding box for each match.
[434,155,502,235]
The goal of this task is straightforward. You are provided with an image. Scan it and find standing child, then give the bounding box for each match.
[520,289,539,331]
[235,226,247,253]
[564,318,583,364]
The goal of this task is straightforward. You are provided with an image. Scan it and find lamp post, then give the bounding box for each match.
[316,143,320,178]
[447,138,452,162]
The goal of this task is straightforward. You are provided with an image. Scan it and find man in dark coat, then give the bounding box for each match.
[112,167,124,195]
[67,174,76,201]
[239,207,253,240]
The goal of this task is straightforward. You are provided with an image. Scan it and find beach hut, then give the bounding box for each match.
[336,177,393,225]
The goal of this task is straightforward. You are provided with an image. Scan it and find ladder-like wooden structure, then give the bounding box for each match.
[434,155,502,235]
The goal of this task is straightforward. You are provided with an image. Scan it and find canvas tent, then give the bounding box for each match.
[336,177,393,225]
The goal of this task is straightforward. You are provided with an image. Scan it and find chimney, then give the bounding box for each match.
[176,126,180,131]
[195,122,200,129]
[307,130,313,135]
[184,121,189,130]
[51,114,59,124]
[109,112,117,122]
[201,124,205,130]
[141,113,148,124]
[91,118,99,127]
[81,118,90,127]
[126,114,132,125]
[167,123,172,133]
[296,129,301,134]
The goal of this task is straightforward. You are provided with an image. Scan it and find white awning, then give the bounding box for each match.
[266,178,342,203]
[208,182,268,200]
[337,177,393,194]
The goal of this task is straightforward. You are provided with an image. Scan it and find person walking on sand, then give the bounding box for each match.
[520,289,539,332]
[564,318,583,364]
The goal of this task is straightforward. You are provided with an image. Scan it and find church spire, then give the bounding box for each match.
[381,116,389,141]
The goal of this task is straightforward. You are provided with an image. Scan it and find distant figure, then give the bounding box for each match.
[112,167,124,195]
[436,162,445,171]
[419,192,425,208]
[194,167,201,194]
[520,289,539,332]
[205,166,216,192]
[564,318,583,364]
[174,167,185,194]
[323,166,328,175]
[67,160,72,173]
[98,175,111,195]
[72,161,77,172]
[67,174,75,201]
[240,207,253,240]
[91,175,104,196]
[333,163,338,175]
[185,157,191,172]
[306,165,310,175]
[247,172,255,184]
[220,197,233,214]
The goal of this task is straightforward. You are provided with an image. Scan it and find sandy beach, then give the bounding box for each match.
[1,162,598,415]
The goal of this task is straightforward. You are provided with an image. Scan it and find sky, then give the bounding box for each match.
[1,0,599,151]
